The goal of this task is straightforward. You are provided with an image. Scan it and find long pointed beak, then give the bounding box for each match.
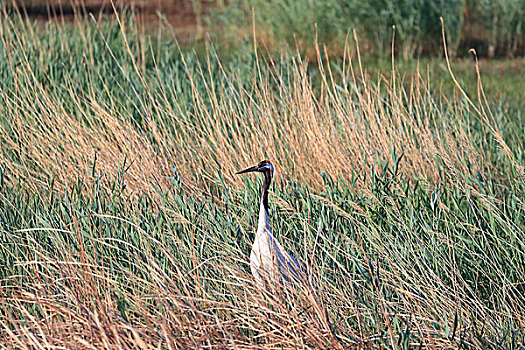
[235,165,258,174]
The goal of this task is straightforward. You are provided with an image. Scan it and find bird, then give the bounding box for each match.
[236,160,303,287]
[236,162,346,347]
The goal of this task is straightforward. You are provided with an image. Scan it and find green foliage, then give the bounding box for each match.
[0,13,524,348]
[469,0,525,56]
[1,159,524,347]
[210,0,525,58]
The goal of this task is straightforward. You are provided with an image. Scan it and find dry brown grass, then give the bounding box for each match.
[0,227,345,349]
[0,13,509,199]
[1,12,523,350]
[2,201,521,349]
[0,220,504,349]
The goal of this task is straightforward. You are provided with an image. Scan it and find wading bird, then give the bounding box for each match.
[236,160,302,287]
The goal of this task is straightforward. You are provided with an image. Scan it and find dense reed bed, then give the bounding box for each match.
[0,12,524,349]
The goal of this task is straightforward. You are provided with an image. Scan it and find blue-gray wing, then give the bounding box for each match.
[269,235,303,284]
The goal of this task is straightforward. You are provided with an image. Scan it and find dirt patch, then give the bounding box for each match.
[7,0,209,35]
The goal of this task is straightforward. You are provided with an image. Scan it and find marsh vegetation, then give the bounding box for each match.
[0,4,524,349]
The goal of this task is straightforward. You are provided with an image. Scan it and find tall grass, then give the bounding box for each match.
[209,0,525,58]
[0,13,519,195]
[1,158,524,348]
[0,11,524,349]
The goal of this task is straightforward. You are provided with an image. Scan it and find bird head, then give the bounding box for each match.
[235,160,274,175]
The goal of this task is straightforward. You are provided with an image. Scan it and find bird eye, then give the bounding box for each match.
[259,160,273,172]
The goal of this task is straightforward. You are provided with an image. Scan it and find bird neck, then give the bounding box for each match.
[257,171,272,237]
[261,171,272,212]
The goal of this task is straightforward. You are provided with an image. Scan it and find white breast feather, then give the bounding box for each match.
[250,201,301,287]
